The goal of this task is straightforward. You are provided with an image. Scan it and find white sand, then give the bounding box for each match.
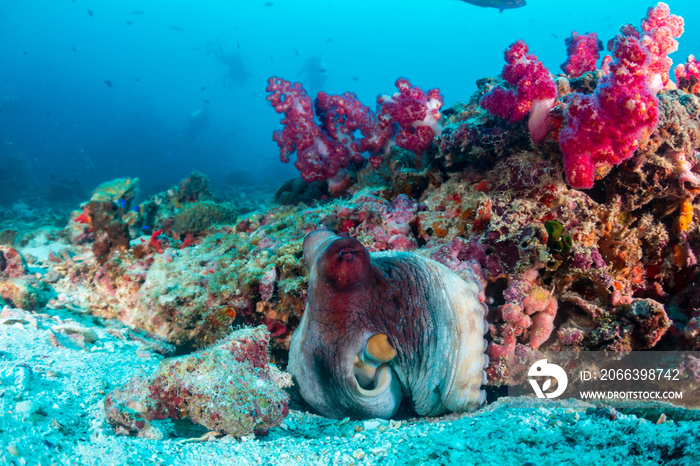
[1,306,699,466]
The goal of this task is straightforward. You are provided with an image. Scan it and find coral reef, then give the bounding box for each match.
[47,172,314,353]
[104,326,289,438]
[171,201,238,237]
[89,177,139,206]
[4,2,697,410]
[0,245,28,278]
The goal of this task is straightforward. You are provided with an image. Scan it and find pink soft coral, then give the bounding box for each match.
[266,77,443,182]
[559,3,682,189]
[675,55,700,94]
[561,32,601,78]
[559,35,659,188]
[640,2,684,91]
[377,78,443,156]
[480,39,557,144]
[266,77,349,183]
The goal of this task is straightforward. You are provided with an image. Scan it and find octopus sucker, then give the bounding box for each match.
[288,229,488,419]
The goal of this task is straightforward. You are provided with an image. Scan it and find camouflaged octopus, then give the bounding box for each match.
[288,230,489,419]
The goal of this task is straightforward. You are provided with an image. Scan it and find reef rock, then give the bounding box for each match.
[0,246,52,310]
[104,326,289,438]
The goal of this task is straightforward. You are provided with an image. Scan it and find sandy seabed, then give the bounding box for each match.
[1,305,699,466]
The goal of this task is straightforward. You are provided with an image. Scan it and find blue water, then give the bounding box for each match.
[0,0,697,200]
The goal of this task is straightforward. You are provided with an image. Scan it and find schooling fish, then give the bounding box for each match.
[458,0,526,10]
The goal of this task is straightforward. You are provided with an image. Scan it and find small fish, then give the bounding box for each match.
[170,25,183,31]
[87,9,93,17]
[130,10,144,15]
[71,46,77,52]
[295,49,299,56]
[270,56,274,63]
[104,80,112,87]
[203,99,210,104]
[142,225,150,230]
[134,78,140,82]
[325,38,333,43]
[351,76,359,81]
[126,21,133,25]
[458,0,526,10]
[201,86,206,91]
[237,42,241,49]
[264,1,274,6]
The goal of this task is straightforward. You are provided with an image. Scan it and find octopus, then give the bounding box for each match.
[288,230,489,419]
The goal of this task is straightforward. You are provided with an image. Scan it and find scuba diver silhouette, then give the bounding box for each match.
[207,39,251,88]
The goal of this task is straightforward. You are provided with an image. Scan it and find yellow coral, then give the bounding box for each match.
[678,199,694,233]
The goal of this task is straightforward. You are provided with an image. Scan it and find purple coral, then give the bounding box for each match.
[266,76,443,183]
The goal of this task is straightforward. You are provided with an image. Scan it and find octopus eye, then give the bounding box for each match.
[352,334,397,395]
